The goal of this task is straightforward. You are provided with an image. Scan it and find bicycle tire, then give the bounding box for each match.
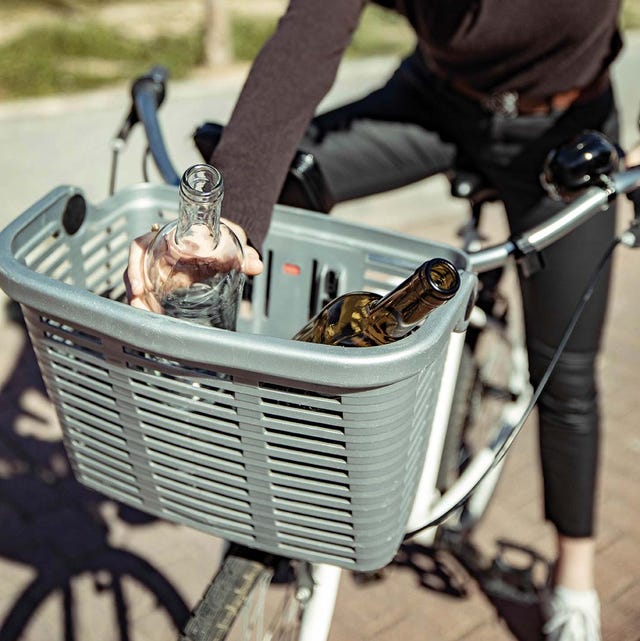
[436,343,477,492]
[180,547,303,641]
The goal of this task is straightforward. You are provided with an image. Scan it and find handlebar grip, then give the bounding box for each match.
[115,67,168,143]
[130,66,180,185]
[131,66,168,112]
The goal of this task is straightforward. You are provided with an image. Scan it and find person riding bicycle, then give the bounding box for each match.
[127,2,625,639]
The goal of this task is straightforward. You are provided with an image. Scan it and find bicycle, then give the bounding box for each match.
[0,66,638,641]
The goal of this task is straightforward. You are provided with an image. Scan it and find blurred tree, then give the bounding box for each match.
[204,0,232,66]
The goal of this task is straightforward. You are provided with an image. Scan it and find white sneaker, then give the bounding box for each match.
[542,586,601,641]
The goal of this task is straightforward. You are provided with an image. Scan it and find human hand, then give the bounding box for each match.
[124,219,264,312]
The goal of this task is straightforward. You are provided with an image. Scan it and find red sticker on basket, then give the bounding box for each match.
[282,263,301,276]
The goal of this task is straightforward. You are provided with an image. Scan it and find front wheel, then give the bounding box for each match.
[180,545,306,641]
[436,343,477,493]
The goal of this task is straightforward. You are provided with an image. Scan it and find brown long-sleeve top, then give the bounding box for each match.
[210,0,622,251]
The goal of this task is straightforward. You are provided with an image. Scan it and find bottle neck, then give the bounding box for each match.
[175,164,224,247]
[369,258,460,337]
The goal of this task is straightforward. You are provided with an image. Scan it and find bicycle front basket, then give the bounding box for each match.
[0,183,475,571]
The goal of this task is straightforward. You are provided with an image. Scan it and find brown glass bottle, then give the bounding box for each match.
[293,258,460,347]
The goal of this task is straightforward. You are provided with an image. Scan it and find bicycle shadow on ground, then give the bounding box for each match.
[390,538,549,641]
[0,300,190,641]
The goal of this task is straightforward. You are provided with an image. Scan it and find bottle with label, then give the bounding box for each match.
[144,163,245,330]
[292,258,460,346]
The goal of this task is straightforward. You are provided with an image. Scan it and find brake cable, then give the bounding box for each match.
[404,233,622,539]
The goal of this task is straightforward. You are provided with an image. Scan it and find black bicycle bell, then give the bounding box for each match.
[541,130,621,202]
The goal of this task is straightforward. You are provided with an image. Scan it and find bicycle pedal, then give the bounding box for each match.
[479,540,550,605]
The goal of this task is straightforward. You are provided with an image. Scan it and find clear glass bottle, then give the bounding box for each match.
[144,163,245,330]
[293,258,460,346]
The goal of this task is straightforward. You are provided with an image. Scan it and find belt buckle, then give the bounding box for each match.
[482,90,519,118]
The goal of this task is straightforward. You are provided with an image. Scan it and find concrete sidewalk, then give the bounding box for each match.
[1,38,640,641]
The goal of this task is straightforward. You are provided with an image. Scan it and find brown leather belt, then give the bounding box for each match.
[447,71,610,118]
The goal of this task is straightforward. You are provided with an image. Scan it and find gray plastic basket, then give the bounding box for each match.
[0,183,475,571]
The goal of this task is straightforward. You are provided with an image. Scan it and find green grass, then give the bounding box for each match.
[347,5,415,58]
[231,4,414,61]
[0,21,203,98]
[0,3,412,99]
[230,14,279,61]
[0,1,638,100]
[622,0,640,29]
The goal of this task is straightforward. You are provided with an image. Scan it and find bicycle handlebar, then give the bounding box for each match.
[467,166,640,274]
[117,67,640,266]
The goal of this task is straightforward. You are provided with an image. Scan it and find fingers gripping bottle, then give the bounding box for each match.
[293,258,460,346]
[144,163,245,330]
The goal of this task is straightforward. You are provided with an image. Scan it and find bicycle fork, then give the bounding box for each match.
[297,564,342,641]
[406,331,467,546]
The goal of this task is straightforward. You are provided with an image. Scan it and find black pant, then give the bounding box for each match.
[300,50,619,538]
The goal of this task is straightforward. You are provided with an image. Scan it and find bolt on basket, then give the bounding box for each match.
[0,183,475,571]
